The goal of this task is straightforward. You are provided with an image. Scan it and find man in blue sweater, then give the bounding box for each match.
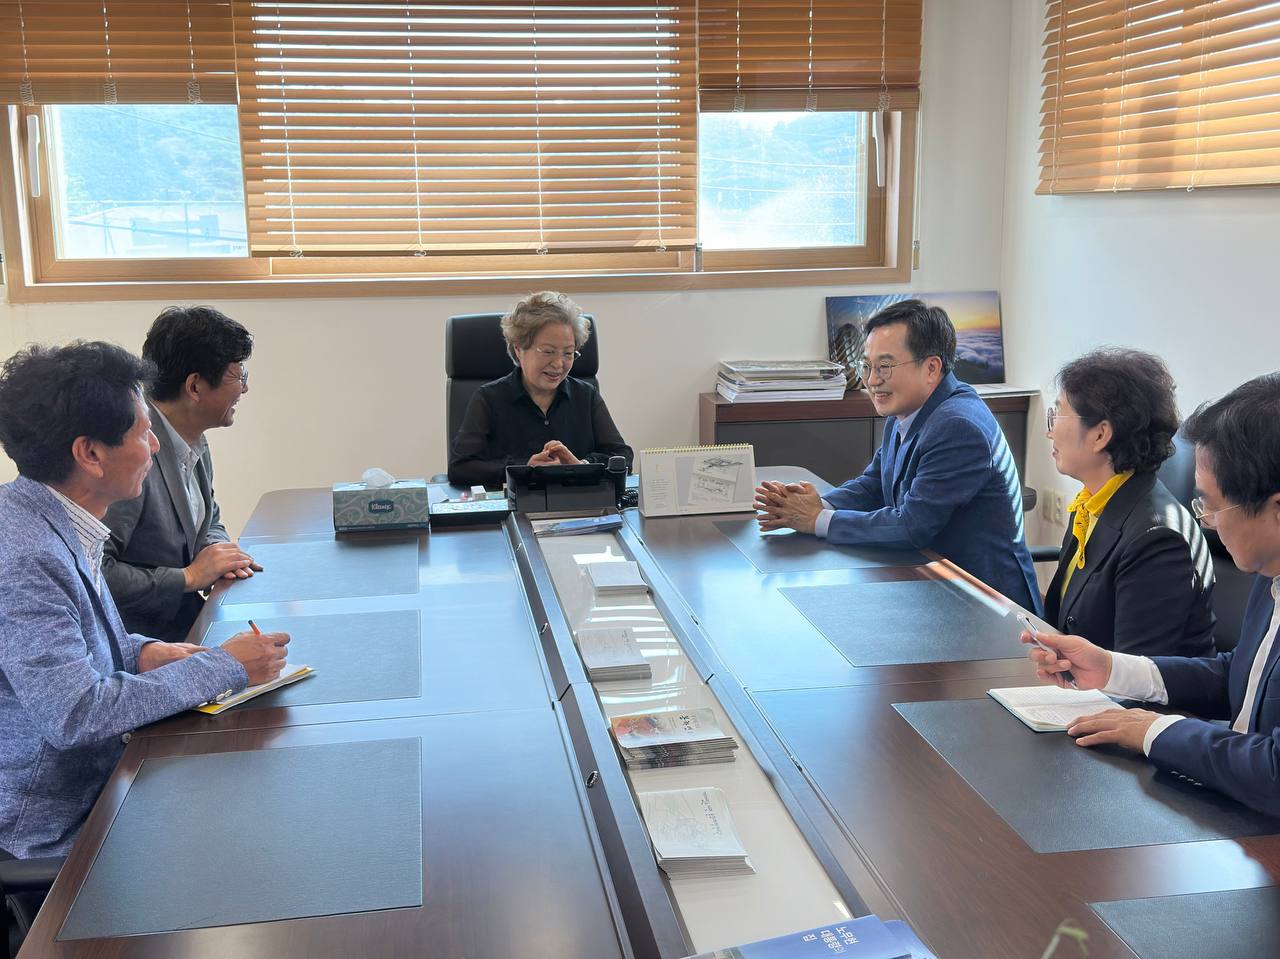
[754,300,1040,613]
[0,341,288,859]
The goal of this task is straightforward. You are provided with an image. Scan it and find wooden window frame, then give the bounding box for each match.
[1,104,915,303]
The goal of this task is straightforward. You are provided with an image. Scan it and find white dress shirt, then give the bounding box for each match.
[1104,575,1280,754]
[815,407,922,538]
[45,485,111,593]
[153,407,208,532]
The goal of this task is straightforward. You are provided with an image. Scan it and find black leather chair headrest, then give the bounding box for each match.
[445,313,599,381]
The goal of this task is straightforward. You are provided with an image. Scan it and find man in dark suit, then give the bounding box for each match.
[754,299,1040,614]
[103,306,261,643]
[1029,373,1280,817]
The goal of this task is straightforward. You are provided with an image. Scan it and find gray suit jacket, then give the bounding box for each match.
[103,401,230,643]
[0,476,246,858]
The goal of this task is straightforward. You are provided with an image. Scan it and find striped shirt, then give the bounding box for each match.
[45,485,111,592]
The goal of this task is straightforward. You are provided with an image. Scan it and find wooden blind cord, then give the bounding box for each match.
[1189,2,1212,193]
[805,0,816,112]
[733,0,743,112]
[653,0,667,253]
[16,0,33,106]
[1111,2,1131,193]
[532,0,548,256]
[185,0,202,103]
[100,0,117,104]
[274,1,301,257]
[405,4,427,254]
[875,0,890,187]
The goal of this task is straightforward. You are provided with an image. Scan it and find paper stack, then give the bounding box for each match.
[586,560,648,596]
[611,707,739,769]
[575,626,652,683]
[638,787,754,879]
[716,359,847,403]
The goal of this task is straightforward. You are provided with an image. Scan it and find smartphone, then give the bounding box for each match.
[1017,613,1078,689]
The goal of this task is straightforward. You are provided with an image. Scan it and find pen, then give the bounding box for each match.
[1017,613,1078,689]
[248,620,262,636]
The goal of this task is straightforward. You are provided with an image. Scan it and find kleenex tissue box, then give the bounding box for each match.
[333,479,431,531]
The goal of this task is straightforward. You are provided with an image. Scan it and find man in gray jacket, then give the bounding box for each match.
[104,306,260,642]
[0,341,287,859]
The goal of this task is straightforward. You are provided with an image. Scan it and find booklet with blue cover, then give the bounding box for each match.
[687,914,914,958]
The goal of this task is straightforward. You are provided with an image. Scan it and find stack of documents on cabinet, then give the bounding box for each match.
[716,359,847,403]
[585,560,648,597]
[638,787,754,879]
[610,708,739,768]
[687,915,931,958]
[575,626,652,683]
[988,685,1116,732]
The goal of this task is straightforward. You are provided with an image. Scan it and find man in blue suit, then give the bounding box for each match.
[754,299,1040,614]
[1029,373,1280,817]
[0,342,288,859]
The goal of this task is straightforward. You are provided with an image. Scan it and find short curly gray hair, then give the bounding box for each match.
[501,291,592,363]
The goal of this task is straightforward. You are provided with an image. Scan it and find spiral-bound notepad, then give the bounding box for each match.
[637,444,756,517]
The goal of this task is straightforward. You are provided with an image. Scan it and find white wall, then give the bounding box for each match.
[1000,2,1280,549]
[0,0,1015,536]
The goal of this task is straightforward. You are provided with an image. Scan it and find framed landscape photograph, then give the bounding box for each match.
[825,291,1006,385]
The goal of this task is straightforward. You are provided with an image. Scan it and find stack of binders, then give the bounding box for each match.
[638,787,754,879]
[716,359,847,403]
[610,708,738,769]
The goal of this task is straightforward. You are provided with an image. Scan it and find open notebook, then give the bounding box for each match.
[988,685,1116,732]
[193,663,314,715]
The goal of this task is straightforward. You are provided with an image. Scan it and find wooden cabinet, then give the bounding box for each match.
[699,390,1032,485]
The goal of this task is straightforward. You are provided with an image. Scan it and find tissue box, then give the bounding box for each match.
[332,479,431,532]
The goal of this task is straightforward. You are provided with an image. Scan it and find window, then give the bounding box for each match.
[1040,0,1280,194]
[0,0,922,297]
[46,104,248,259]
[698,111,871,251]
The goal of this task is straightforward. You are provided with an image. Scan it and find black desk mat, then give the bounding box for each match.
[59,739,423,939]
[714,519,925,573]
[1092,886,1280,959]
[895,699,1280,853]
[781,578,1017,666]
[220,537,419,605]
[200,610,421,707]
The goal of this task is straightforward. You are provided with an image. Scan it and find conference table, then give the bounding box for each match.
[19,469,1280,959]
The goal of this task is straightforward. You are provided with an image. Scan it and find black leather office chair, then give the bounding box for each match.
[439,312,600,471]
[1028,434,1251,652]
[1,854,63,958]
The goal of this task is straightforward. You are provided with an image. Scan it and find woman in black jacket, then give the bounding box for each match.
[1042,349,1215,657]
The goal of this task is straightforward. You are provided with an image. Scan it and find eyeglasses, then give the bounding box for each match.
[1191,496,1241,529]
[532,346,581,363]
[854,356,926,383]
[223,364,248,388]
[1046,404,1082,432]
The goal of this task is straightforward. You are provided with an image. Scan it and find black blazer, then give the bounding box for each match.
[1044,471,1216,657]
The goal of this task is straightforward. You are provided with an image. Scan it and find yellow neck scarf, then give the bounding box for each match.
[1068,470,1134,570]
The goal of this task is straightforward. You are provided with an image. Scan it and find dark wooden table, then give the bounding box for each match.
[19,491,645,959]
[626,507,1280,958]
[21,477,1280,959]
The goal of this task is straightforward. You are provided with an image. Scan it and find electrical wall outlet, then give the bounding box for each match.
[1042,489,1066,526]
